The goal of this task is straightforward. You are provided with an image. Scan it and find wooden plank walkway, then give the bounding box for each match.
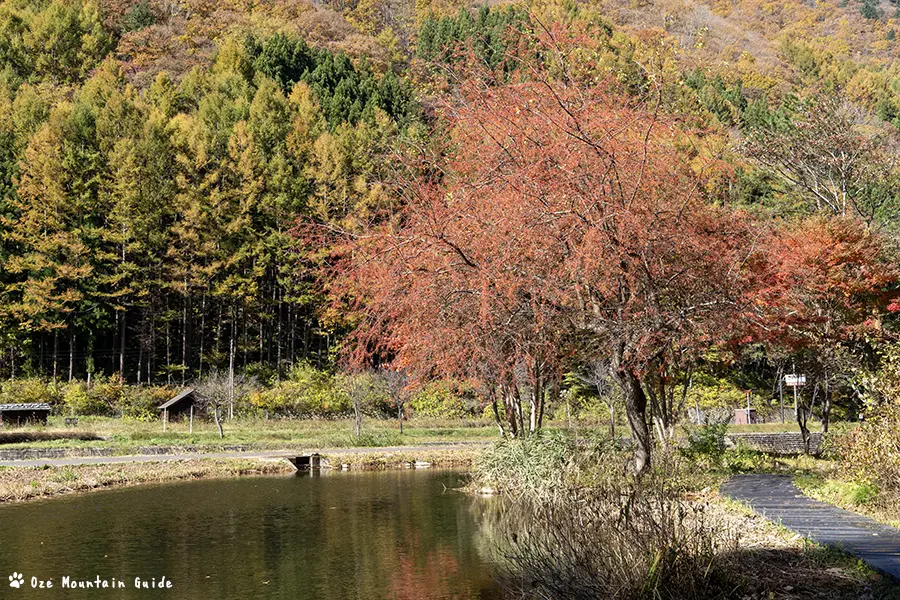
[721,474,900,581]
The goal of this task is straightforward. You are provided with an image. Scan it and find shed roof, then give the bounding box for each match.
[158,388,199,411]
[0,403,51,411]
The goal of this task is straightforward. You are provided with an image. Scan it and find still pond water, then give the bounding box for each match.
[0,469,505,600]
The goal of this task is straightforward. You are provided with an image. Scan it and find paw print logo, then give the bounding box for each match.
[9,572,24,588]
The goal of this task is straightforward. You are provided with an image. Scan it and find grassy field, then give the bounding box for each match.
[0,414,848,453]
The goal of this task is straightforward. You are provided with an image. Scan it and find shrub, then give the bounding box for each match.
[839,401,900,504]
[409,380,476,418]
[721,445,770,473]
[681,422,728,468]
[0,378,63,408]
[473,431,577,501]
[120,386,173,421]
[249,362,351,418]
[62,382,113,416]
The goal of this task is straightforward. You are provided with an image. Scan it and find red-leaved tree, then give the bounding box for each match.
[329,56,772,472]
[753,217,899,451]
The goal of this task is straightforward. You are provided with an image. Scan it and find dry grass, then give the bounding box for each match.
[0,459,294,504]
[0,430,102,444]
[708,494,896,600]
[320,447,478,470]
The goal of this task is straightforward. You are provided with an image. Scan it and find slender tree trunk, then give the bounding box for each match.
[182,277,189,385]
[491,388,507,438]
[289,304,295,365]
[228,306,236,420]
[68,330,75,382]
[119,310,126,380]
[242,306,248,376]
[53,330,58,383]
[609,401,615,439]
[276,291,283,382]
[198,291,206,378]
[165,302,172,385]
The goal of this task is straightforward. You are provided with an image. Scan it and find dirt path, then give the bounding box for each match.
[721,474,900,581]
[0,442,486,468]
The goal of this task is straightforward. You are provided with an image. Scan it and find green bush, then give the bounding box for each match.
[410,380,475,418]
[681,422,728,468]
[120,386,173,421]
[249,362,351,418]
[722,445,770,473]
[839,401,900,503]
[0,378,63,408]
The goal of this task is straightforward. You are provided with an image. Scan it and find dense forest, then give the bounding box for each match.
[0,0,900,437]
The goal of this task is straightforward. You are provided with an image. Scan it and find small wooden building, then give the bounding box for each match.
[733,408,759,425]
[0,403,51,426]
[157,388,203,420]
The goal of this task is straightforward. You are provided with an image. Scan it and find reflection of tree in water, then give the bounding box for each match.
[388,525,464,600]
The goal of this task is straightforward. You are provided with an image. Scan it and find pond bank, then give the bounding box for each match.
[0,447,477,504]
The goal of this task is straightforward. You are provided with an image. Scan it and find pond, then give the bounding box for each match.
[0,469,505,599]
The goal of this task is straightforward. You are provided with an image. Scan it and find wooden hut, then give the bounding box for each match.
[157,388,203,421]
[733,407,758,425]
[0,403,51,426]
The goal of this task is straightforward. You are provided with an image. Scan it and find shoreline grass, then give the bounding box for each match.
[0,446,478,505]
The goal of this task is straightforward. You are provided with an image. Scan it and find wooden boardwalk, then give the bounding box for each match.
[721,474,900,581]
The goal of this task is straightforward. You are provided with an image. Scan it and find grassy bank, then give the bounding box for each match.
[0,446,478,504]
[0,459,295,503]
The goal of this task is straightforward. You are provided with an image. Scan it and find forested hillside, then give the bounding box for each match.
[0,0,899,394]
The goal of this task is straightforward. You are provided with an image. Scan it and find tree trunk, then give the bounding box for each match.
[119,310,126,380]
[53,330,58,383]
[354,396,362,437]
[68,330,75,382]
[609,401,615,439]
[182,277,189,386]
[228,307,236,420]
[491,389,507,438]
[612,347,652,475]
[214,404,224,439]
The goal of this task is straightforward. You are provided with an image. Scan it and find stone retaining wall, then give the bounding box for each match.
[727,432,823,455]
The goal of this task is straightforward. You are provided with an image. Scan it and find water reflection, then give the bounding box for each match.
[0,469,505,600]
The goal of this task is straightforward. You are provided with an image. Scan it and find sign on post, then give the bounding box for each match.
[784,374,806,387]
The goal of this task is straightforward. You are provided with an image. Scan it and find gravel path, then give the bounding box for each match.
[721,474,900,581]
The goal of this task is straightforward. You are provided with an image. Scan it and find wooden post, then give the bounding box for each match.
[779,377,785,424]
[163,408,167,432]
[189,405,193,435]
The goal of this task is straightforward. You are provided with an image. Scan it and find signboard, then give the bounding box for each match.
[784,374,806,387]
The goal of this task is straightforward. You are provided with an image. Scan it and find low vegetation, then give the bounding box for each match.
[472,432,899,600]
